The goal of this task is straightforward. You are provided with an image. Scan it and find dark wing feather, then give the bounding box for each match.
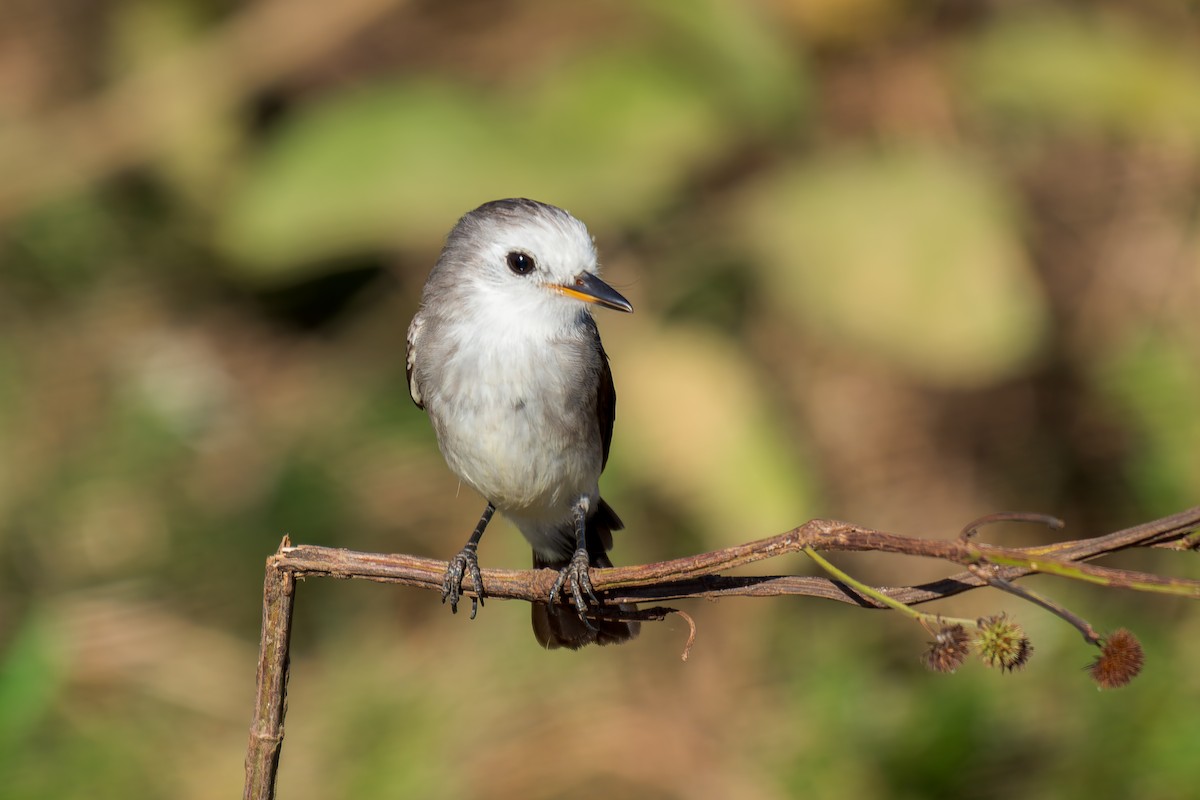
[596,341,616,472]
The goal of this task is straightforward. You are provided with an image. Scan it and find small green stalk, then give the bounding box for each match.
[803,547,974,630]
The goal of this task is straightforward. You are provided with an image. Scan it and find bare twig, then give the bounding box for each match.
[270,506,1200,608]
[243,505,1200,799]
[244,539,297,800]
[970,565,1102,645]
[959,511,1064,540]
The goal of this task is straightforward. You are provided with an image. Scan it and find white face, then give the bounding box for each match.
[478,206,598,299]
[434,200,631,322]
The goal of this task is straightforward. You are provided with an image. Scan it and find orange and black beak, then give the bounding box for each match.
[554,272,633,313]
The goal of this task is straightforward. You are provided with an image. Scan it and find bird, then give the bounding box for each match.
[406,198,640,649]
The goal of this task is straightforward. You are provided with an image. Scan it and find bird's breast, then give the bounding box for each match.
[422,322,603,517]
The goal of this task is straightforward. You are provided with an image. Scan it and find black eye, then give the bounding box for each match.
[506,251,535,275]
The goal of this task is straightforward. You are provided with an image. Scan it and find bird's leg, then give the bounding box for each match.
[549,498,601,627]
[442,502,494,619]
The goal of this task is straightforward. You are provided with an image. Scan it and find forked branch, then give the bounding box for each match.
[244,505,1200,800]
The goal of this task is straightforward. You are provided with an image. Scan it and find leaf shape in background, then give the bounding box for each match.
[961,11,1200,141]
[217,37,805,282]
[216,82,512,277]
[608,321,816,544]
[514,53,726,223]
[642,0,809,131]
[734,147,1048,387]
[108,0,241,205]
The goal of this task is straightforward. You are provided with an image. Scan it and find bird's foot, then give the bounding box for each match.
[442,545,485,619]
[549,548,600,629]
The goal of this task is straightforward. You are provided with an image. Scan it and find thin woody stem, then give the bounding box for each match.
[267,505,1200,608]
[244,504,1200,798]
[244,544,297,800]
[975,549,1200,598]
[972,566,1102,645]
[960,511,1065,540]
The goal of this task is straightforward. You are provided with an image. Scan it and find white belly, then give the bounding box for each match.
[425,328,603,524]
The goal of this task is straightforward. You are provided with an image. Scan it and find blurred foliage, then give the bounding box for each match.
[1,0,1199,798]
[219,58,731,275]
[963,11,1200,141]
[217,1,807,278]
[1098,331,1200,512]
[732,146,1048,386]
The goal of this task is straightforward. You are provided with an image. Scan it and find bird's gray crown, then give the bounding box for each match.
[434,199,596,284]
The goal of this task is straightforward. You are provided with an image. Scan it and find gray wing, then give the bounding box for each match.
[405,313,425,409]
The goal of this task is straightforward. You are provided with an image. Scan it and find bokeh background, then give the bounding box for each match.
[3,0,1200,797]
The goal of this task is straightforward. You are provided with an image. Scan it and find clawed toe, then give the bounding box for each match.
[442,546,485,619]
[549,549,600,630]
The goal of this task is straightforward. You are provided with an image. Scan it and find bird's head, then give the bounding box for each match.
[432,198,633,323]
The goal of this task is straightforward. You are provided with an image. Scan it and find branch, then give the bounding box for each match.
[243,505,1200,799]
[273,505,1200,608]
[244,543,295,800]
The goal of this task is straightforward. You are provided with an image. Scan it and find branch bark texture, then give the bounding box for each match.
[243,505,1200,799]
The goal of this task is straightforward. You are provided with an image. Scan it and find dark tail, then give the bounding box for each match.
[531,499,640,650]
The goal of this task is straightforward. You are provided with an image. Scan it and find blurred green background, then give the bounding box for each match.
[2,0,1200,797]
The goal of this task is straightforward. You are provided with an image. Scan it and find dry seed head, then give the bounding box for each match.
[976,614,1033,672]
[924,623,971,673]
[1088,629,1144,689]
